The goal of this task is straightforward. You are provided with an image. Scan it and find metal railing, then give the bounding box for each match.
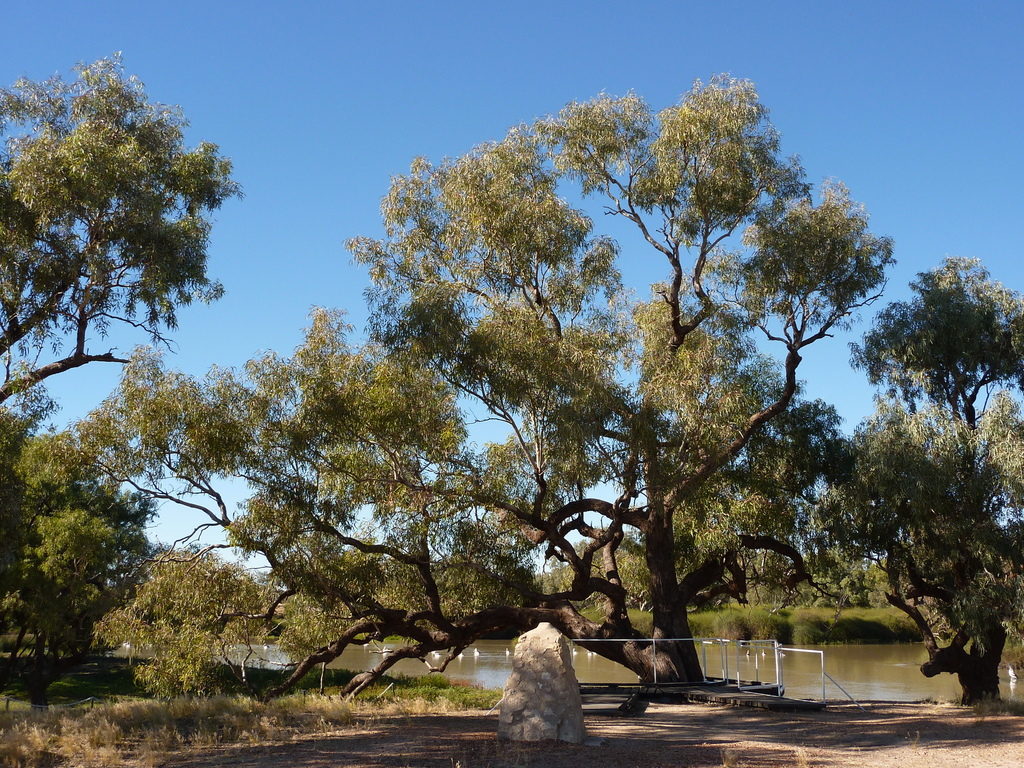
[571,636,864,709]
[733,639,781,692]
[3,695,104,711]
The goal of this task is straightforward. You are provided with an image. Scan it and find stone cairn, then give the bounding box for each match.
[497,622,586,743]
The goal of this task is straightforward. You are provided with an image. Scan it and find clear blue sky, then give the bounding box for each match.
[5,1,1024,540]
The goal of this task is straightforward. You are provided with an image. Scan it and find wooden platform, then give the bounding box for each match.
[579,681,826,714]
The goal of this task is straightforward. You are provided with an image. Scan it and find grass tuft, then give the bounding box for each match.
[720,747,741,767]
[973,697,1024,719]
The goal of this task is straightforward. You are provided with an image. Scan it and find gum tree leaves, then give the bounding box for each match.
[0,56,239,403]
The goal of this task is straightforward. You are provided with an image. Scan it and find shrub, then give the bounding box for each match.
[745,609,791,644]
[688,611,716,638]
[874,610,923,643]
[714,608,752,640]
[791,610,831,645]
[688,607,790,643]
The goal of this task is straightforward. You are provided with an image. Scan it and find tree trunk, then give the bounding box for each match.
[643,514,703,683]
[645,621,704,683]
[23,634,51,707]
[921,626,1006,705]
[955,655,1003,705]
[25,675,49,707]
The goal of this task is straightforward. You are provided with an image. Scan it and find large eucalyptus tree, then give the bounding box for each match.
[88,78,891,698]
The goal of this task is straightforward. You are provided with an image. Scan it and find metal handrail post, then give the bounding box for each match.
[653,638,658,687]
[821,653,826,703]
[775,641,784,695]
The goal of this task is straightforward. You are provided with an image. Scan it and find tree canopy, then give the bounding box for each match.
[828,258,1024,703]
[87,77,893,698]
[0,56,239,405]
[0,432,153,706]
[0,56,237,705]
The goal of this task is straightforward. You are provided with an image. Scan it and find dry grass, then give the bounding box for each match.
[0,694,389,767]
[973,696,1024,721]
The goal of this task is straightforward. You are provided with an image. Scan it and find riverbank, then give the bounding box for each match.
[7,699,1021,767]
[685,606,923,645]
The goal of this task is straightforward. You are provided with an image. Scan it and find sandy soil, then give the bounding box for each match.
[159,700,1024,768]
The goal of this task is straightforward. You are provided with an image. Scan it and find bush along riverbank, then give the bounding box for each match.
[685,606,923,645]
[0,654,501,711]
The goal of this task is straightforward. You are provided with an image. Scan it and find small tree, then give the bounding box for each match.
[827,258,1024,703]
[0,56,239,405]
[0,433,153,706]
[98,551,277,698]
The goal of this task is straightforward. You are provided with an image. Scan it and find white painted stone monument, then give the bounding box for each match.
[497,622,586,743]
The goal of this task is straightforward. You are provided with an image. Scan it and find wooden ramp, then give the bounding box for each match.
[579,684,648,715]
[659,682,826,711]
[580,681,826,714]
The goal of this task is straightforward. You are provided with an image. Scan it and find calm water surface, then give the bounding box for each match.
[326,640,1023,704]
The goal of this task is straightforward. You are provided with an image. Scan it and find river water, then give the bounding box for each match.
[328,639,1023,704]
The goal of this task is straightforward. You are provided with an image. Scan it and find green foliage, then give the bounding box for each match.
[687,606,920,644]
[0,432,153,705]
[827,610,921,644]
[741,181,893,337]
[853,258,1024,416]
[81,79,892,696]
[0,56,239,404]
[98,551,275,699]
[828,258,1024,701]
[788,610,830,645]
[350,78,889,609]
[0,410,31,573]
[791,558,892,610]
[82,311,538,697]
[11,655,143,704]
[329,670,501,708]
[688,607,790,643]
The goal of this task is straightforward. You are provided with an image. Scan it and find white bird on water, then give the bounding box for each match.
[1009,664,1018,682]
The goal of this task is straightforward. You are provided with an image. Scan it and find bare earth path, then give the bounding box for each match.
[161,701,1024,768]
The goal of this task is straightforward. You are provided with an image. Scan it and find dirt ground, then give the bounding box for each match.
[161,700,1024,768]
